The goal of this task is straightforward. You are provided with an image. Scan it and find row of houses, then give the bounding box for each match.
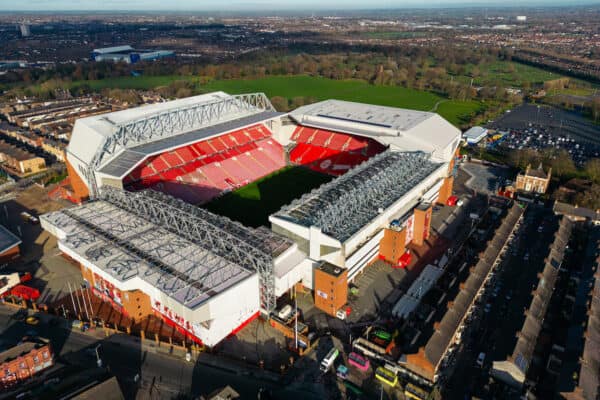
[0,97,112,141]
[0,122,66,162]
[0,139,46,176]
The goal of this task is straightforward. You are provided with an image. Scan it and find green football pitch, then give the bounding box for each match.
[204,165,333,227]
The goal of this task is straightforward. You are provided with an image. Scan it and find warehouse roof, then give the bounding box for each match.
[275,151,441,242]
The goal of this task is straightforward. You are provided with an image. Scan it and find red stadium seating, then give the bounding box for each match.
[126,121,382,204]
[125,124,285,203]
[289,125,385,176]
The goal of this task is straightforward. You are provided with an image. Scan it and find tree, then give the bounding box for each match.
[545,149,576,178]
[270,96,288,112]
[584,158,600,183]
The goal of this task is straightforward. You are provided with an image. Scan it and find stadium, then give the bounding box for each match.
[41,92,461,347]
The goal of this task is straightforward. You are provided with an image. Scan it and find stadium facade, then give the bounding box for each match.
[42,92,461,347]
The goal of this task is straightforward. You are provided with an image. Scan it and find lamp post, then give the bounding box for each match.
[95,344,102,368]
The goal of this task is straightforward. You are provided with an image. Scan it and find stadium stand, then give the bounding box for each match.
[123,124,285,204]
[289,125,386,176]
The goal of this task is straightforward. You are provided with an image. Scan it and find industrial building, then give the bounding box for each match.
[91,45,174,64]
[42,92,461,347]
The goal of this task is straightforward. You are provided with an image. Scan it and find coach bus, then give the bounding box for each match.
[404,383,429,400]
[348,352,370,371]
[375,366,398,387]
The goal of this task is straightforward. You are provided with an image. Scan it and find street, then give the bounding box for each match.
[0,305,318,399]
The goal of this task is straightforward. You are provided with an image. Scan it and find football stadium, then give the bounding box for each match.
[41,92,461,347]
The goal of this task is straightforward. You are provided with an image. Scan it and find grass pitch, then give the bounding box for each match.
[204,166,332,227]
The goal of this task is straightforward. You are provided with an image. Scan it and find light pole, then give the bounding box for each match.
[95,344,102,367]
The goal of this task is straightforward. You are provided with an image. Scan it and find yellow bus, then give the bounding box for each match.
[375,366,398,387]
[404,383,429,400]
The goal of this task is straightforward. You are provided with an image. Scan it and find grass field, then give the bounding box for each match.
[201,76,483,126]
[62,74,485,126]
[454,61,563,87]
[204,166,332,227]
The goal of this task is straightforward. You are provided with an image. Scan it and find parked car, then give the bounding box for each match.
[476,352,486,368]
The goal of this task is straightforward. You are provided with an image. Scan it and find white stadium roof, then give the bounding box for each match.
[42,200,253,309]
[275,151,441,242]
[41,187,294,312]
[69,92,231,165]
[66,92,277,196]
[289,99,461,161]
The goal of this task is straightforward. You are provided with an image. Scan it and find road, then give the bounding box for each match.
[0,305,318,399]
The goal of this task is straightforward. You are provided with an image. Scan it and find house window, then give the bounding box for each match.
[33,356,39,363]
[20,362,25,369]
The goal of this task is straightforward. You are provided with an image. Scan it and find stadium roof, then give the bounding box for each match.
[41,188,293,311]
[275,151,441,242]
[98,111,280,178]
[288,99,461,158]
[0,224,21,254]
[68,92,275,175]
[43,200,253,309]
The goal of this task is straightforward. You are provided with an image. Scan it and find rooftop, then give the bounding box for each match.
[288,99,461,160]
[0,339,49,365]
[290,99,434,133]
[0,140,39,162]
[275,151,441,242]
[317,261,345,277]
[98,111,280,178]
[68,92,275,170]
[0,224,21,254]
[41,188,293,310]
[42,200,252,309]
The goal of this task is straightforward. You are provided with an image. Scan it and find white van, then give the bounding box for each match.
[320,347,339,372]
[277,305,293,321]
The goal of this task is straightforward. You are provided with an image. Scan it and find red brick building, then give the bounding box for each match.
[515,163,551,194]
[0,338,53,389]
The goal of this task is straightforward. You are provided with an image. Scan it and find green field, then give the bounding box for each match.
[201,76,483,126]
[204,166,332,227]
[455,61,563,87]
[61,74,486,126]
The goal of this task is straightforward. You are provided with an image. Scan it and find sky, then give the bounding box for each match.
[0,0,594,12]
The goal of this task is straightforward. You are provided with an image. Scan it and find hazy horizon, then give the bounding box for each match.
[0,0,599,12]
